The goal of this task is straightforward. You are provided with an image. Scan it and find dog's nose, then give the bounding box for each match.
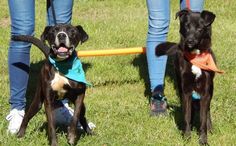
[57,33,66,40]
[186,38,196,48]
[187,38,194,44]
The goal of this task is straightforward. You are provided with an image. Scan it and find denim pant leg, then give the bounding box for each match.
[8,0,35,110]
[146,0,170,93]
[47,0,73,25]
[180,0,204,11]
[146,0,204,94]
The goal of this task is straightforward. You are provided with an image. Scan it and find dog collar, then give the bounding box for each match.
[184,51,224,74]
[49,54,91,86]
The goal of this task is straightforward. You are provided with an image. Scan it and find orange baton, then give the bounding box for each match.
[77,47,146,57]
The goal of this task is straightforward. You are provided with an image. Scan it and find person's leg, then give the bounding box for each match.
[47,0,73,25]
[146,0,170,115]
[146,0,170,94]
[7,0,35,134]
[180,0,204,12]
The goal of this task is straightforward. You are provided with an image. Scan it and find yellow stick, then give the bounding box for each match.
[77,47,146,57]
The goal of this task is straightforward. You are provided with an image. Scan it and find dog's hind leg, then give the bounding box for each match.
[79,103,93,135]
[17,85,43,138]
[67,93,85,145]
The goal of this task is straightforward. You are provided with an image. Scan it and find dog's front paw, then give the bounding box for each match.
[67,133,76,145]
[67,127,76,145]
[199,133,208,145]
[183,131,191,141]
[17,129,25,138]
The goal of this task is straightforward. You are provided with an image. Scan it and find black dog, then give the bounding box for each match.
[12,24,93,146]
[155,9,223,145]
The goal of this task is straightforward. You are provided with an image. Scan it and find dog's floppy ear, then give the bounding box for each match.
[175,9,189,20]
[76,25,89,44]
[40,26,52,43]
[201,10,216,26]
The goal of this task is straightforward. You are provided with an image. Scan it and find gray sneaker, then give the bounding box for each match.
[150,93,167,116]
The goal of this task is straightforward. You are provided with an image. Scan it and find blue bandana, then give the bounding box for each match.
[49,54,91,86]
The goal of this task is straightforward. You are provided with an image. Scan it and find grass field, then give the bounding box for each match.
[0,0,236,145]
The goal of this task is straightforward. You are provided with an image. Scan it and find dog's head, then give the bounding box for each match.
[41,24,88,60]
[176,9,215,53]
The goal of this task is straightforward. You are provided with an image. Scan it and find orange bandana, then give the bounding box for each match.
[184,51,224,74]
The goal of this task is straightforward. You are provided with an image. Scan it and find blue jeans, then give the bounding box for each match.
[146,0,204,93]
[8,0,73,110]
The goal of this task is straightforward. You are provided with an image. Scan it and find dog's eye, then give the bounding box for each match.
[66,28,76,35]
[55,27,60,31]
[70,29,77,34]
[51,29,56,33]
[51,27,60,33]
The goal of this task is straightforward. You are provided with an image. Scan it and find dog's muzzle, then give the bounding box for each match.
[186,38,197,49]
[52,32,75,59]
[55,32,70,47]
[51,44,75,59]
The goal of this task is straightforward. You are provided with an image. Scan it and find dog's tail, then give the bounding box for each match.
[11,35,50,58]
[155,42,178,57]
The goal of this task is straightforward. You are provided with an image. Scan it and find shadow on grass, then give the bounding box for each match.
[132,54,150,98]
[132,54,178,99]
[169,103,201,133]
[132,54,186,131]
[38,122,89,145]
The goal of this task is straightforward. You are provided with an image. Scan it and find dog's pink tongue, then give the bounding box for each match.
[58,47,68,52]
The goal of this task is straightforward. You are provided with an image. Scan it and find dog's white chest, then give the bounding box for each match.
[191,65,202,79]
[51,72,70,99]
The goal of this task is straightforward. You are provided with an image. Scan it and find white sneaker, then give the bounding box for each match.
[88,122,96,129]
[6,109,25,134]
[54,102,95,130]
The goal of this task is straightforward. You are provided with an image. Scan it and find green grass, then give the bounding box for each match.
[0,0,236,145]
